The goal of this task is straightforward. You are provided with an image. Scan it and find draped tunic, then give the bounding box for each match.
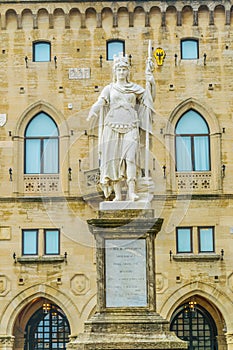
[89,81,154,198]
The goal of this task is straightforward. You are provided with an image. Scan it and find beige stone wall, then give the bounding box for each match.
[0,0,233,349]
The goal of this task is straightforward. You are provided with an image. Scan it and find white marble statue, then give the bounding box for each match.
[87,50,155,202]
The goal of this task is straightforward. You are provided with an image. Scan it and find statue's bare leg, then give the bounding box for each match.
[128,180,139,201]
[113,182,122,201]
[127,162,139,201]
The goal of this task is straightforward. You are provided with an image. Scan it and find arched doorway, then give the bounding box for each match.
[170,302,218,350]
[12,297,71,350]
[24,302,70,350]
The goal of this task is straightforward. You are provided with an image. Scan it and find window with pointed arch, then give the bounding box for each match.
[175,110,210,172]
[24,112,59,174]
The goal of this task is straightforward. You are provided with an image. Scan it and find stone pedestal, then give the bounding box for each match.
[68,209,187,350]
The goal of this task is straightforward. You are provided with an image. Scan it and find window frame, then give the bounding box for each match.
[22,229,39,256]
[24,113,59,175]
[33,41,51,62]
[176,227,193,254]
[198,226,215,253]
[44,229,60,255]
[181,38,199,60]
[175,110,211,172]
[106,39,125,61]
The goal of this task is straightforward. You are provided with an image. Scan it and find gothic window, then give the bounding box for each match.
[33,41,51,62]
[175,110,210,172]
[24,112,59,174]
[25,304,70,350]
[181,39,199,59]
[170,303,218,350]
[107,40,125,60]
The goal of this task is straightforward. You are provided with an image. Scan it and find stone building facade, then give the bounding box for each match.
[0,0,233,349]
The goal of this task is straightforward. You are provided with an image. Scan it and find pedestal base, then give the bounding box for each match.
[68,312,187,350]
[71,209,188,350]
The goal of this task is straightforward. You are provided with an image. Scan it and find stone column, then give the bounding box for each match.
[226,333,233,350]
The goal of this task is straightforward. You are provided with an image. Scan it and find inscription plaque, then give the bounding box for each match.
[105,239,147,307]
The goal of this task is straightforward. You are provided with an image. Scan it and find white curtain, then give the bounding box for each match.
[199,228,213,252]
[194,136,210,171]
[176,136,192,171]
[43,138,59,173]
[25,139,40,174]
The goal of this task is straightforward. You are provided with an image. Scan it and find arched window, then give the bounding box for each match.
[181,39,199,59]
[33,41,51,62]
[175,110,210,171]
[170,303,218,350]
[24,113,59,174]
[107,40,125,60]
[25,304,70,350]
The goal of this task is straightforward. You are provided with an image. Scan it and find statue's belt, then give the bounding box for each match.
[106,122,138,133]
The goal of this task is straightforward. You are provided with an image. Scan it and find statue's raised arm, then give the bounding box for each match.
[87,47,155,202]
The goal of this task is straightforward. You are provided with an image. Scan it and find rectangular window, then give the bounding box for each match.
[107,40,125,60]
[44,229,60,255]
[33,42,51,62]
[22,229,38,255]
[198,227,214,252]
[176,227,192,253]
[181,39,199,59]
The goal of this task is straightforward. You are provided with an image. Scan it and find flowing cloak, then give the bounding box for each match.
[89,81,155,198]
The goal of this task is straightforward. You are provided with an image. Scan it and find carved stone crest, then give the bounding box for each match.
[0,275,10,296]
[71,273,90,295]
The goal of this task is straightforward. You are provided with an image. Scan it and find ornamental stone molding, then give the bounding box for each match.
[0,336,14,346]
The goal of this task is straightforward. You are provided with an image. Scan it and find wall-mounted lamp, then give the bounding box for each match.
[13,252,17,263]
[222,164,226,178]
[8,131,12,137]
[221,248,224,260]
[203,53,207,66]
[68,167,72,181]
[25,56,28,68]
[64,251,68,263]
[99,55,103,68]
[174,53,177,66]
[9,168,12,181]
[54,56,57,68]
[79,159,82,172]
[129,54,132,66]
[162,165,166,178]
[153,158,155,171]
[169,250,173,261]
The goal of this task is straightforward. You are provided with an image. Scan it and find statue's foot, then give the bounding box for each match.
[113,196,122,202]
[128,193,139,201]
